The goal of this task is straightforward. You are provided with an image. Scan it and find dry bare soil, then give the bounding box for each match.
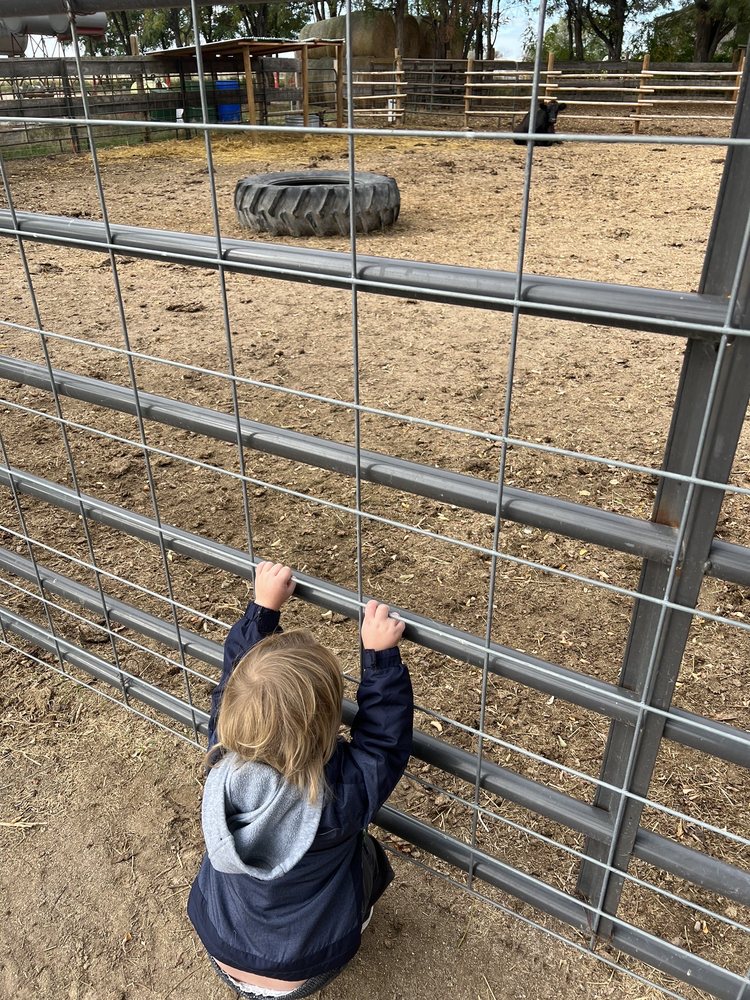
[0,127,748,1000]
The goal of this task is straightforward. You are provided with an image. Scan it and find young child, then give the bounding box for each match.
[188,561,413,998]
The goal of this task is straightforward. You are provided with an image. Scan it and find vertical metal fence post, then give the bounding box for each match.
[467,0,548,890]
[576,63,750,945]
[344,0,365,637]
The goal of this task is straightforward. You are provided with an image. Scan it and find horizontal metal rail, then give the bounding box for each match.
[3,355,750,587]
[1,463,748,774]
[0,56,174,78]
[6,541,750,908]
[3,549,749,913]
[0,603,202,730]
[633,830,750,907]
[0,545,222,669]
[0,355,678,564]
[1,108,748,149]
[0,461,637,723]
[381,808,750,1000]
[0,211,731,338]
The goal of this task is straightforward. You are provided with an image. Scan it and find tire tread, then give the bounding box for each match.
[234,170,400,237]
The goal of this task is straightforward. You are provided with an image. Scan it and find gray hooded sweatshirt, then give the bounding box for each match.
[202,754,323,879]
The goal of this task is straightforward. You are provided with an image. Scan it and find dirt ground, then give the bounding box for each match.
[0,127,748,1000]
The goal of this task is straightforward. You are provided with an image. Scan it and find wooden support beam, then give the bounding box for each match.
[732,50,746,104]
[544,51,555,100]
[335,43,344,129]
[632,53,650,134]
[129,31,149,142]
[242,45,257,132]
[395,47,406,123]
[301,44,309,127]
[464,54,474,128]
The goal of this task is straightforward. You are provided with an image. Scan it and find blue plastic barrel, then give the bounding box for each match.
[216,79,241,123]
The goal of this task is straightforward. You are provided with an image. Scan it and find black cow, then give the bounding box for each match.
[513,100,567,146]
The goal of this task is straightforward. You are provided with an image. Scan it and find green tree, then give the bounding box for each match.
[95,1,509,61]
[582,0,669,59]
[309,0,343,17]
[584,0,629,57]
[633,0,749,60]
[89,4,313,55]
[523,0,669,60]
[231,3,312,39]
[631,5,695,57]
[563,0,587,58]
[85,10,143,55]
[525,13,609,56]
[693,0,749,58]
[522,0,596,61]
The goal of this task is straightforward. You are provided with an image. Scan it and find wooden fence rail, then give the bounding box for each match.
[459,53,745,130]
[343,48,406,124]
[346,53,745,132]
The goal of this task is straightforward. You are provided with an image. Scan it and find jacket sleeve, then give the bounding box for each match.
[207,602,281,749]
[339,646,414,826]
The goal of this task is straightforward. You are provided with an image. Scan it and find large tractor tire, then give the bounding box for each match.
[234,170,400,237]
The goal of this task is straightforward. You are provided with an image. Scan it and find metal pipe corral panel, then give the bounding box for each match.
[0,210,730,338]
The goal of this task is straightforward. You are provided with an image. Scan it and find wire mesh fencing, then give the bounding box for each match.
[0,2,749,999]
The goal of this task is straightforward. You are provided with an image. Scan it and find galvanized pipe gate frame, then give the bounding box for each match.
[0,2,749,998]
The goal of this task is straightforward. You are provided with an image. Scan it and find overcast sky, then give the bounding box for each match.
[497,14,529,59]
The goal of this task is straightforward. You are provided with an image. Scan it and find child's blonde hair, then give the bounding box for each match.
[212,629,344,802]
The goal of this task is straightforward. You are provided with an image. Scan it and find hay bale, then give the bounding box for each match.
[301,11,424,59]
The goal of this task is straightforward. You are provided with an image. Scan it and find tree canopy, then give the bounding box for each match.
[522,0,747,62]
[87,0,748,62]
[88,0,503,60]
[92,4,314,55]
[631,0,749,59]
[524,13,610,58]
[523,0,671,61]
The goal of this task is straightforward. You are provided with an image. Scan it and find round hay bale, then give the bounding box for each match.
[301,11,424,59]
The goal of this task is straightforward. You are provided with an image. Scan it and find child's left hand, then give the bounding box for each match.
[254,562,296,611]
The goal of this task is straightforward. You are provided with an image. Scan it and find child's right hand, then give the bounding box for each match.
[361,600,405,651]
[254,561,296,611]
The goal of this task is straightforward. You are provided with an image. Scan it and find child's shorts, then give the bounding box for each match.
[208,831,393,998]
[208,957,341,998]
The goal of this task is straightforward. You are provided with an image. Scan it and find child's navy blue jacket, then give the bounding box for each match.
[187,602,414,979]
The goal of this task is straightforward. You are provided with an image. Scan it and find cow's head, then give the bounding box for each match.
[543,100,568,127]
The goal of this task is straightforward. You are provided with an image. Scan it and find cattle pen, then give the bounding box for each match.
[0,3,749,1000]
[0,50,745,160]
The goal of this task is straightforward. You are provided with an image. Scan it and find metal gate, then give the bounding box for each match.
[0,2,748,997]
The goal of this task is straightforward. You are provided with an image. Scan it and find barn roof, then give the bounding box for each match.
[148,36,343,72]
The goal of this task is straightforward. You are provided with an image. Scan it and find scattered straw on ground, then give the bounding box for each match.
[97,132,447,166]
